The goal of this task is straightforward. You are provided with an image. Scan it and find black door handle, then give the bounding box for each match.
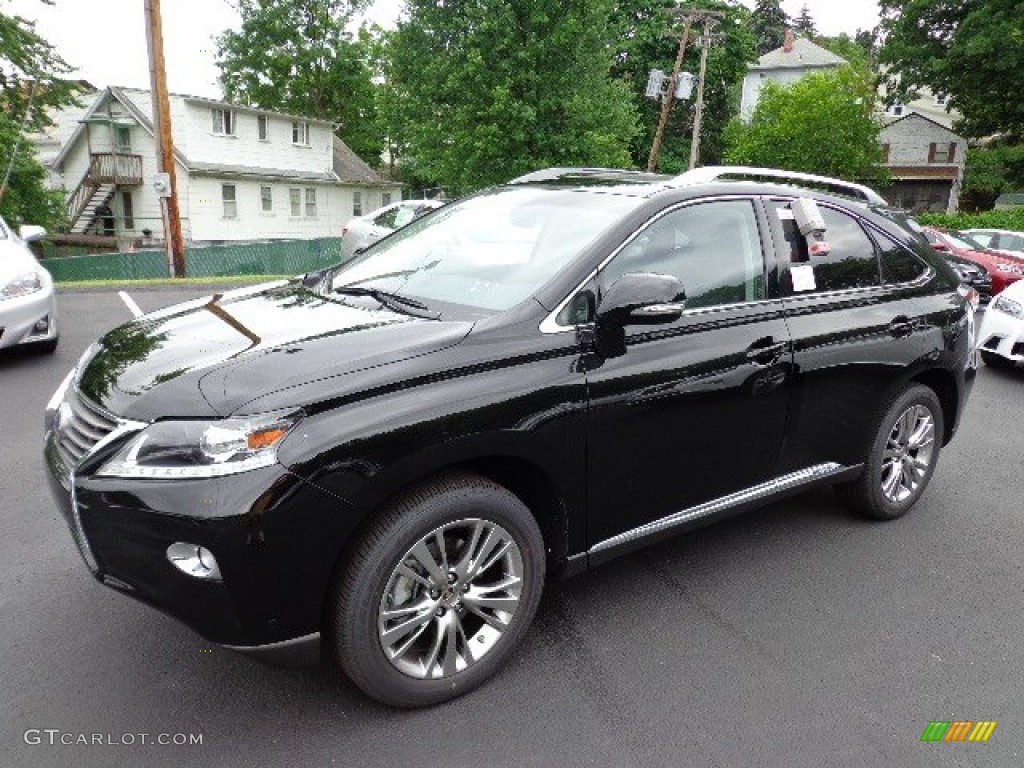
[746,338,788,364]
[888,316,915,338]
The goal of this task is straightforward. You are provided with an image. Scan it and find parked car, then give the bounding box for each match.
[977,278,1024,369]
[340,199,445,261]
[923,226,1022,296]
[43,166,976,707]
[0,215,58,353]
[962,228,1024,259]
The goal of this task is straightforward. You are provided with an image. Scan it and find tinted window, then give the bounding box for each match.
[600,199,765,309]
[373,207,400,228]
[773,203,880,293]
[879,238,929,284]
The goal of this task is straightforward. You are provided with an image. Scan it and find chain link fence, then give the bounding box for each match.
[42,238,342,282]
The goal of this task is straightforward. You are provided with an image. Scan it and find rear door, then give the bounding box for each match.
[766,199,938,472]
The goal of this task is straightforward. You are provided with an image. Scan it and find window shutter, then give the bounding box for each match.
[947,142,956,163]
[927,143,936,163]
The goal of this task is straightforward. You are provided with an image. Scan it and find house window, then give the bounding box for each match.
[114,125,131,152]
[292,120,310,145]
[353,190,362,217]
[212,108,235,135]
[929,142,956,163]
[305,188,317,217]
[121,191,134,229]
[222,184,237,218]
[934,93,948,106]
[381,191,392,206]
[889,103,905,117]
[257,114,269,141]
[289,188,302,217]
[260,185,273,212]
[880,143,890,163]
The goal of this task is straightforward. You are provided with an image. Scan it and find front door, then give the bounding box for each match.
[584,198,792,549]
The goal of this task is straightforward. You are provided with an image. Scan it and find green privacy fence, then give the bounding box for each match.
[43,238,343,282]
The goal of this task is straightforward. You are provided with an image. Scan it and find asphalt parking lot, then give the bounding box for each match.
[2,284,1022,767]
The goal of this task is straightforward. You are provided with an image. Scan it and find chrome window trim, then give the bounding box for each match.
[539,194,768,334]
[589,462,846,556]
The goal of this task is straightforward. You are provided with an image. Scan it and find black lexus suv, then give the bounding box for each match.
[43,167,976,707]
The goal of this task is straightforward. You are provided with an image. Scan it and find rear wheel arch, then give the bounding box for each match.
[910,368,958,445]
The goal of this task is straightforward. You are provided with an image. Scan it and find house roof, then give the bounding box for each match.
[995,193,1024,206]
[332,136,400,186]
[190,162,338,182]
[181,94,335,127]
[880,110,964,141]
[750,36,847,71]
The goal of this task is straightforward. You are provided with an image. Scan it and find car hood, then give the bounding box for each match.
[77,281,472,421]
[0,239,41,283]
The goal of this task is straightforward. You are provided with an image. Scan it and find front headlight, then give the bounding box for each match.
[1,271,42,300]
[96,410,301,479]
[992,294,1023,319]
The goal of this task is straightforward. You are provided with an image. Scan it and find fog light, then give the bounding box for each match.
[33,316,50,333]
[166,542,222,581]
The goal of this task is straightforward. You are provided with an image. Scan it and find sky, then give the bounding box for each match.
[7,0,881,99]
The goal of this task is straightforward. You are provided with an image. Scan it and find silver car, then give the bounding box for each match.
[0,215,58,353]
[340,199,444,261]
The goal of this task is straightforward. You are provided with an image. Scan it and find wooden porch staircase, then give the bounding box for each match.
[67,153,143,234]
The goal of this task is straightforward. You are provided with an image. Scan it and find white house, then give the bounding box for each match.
[39,86,400,244]
[878,112,966,212]
[739,31,847,121]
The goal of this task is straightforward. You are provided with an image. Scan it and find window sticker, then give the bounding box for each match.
[790,264,817,292]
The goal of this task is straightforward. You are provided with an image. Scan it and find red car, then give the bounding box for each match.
[922,226,1024,295]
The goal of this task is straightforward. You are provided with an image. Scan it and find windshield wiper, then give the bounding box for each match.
[334,285,439,319]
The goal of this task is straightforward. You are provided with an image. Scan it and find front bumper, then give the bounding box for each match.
[977,305,1024,364]
[0,283,57,349]
[43,425,356,651]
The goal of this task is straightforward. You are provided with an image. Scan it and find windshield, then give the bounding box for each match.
[331,187,641,312]
[946,230,986,251]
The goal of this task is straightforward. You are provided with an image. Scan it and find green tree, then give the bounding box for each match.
[1,0,79,229]
[216,0,382,163]
[792,5,817,39]
[385,0,639,194]
[749,0,789,55]
[724,66,887,184]
[960,143,1024,211]
[879,0,1024,138]
[610,1,757,173]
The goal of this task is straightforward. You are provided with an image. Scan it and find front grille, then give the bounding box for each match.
[55,388,120,470]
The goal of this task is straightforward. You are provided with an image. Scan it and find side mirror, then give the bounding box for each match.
[19,225,47,243]
[597,272,685,326]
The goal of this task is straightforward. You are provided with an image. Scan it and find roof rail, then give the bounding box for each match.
[507,167,668,185]
[668,166,888,205]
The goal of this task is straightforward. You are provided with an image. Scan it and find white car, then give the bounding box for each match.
[977,278,1024,369]
[340,199,444,261]
[0,215,58,353]
[962,228,1024,259]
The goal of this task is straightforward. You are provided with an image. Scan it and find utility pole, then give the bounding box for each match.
[646,7,724,173]
[144,0,185,277]
[688,18,721,171]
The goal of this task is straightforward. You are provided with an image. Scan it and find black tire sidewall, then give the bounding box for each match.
[332,476,545,708]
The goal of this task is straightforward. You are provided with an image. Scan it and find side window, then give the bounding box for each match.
[600,199,765,310]
[374,208,400,228]
[773,202,880,293]
[879,237,929,284]
[969,231,993,248]
[392,204,418,228]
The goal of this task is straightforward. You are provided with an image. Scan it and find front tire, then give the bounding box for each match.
[835,384,944,520]
[329,472,545,707]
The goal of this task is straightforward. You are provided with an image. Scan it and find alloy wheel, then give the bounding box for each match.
[880,404,936,503]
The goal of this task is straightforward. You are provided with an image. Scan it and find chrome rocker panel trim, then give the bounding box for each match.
[587,462,858,567]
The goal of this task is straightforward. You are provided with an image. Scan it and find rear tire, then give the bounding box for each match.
[329,472,545,707]
[835,384,944,520]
